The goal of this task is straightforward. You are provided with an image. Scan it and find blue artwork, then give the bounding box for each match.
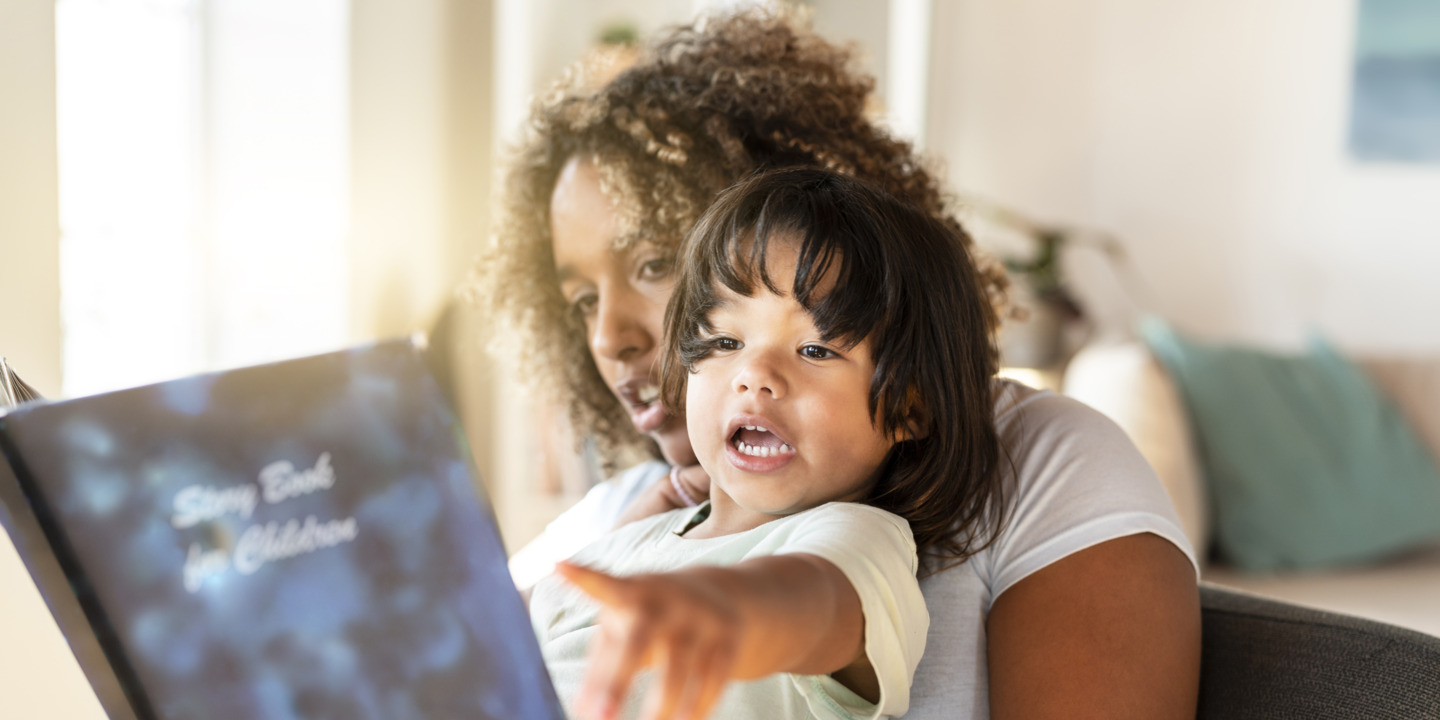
[1350,0,1440,163]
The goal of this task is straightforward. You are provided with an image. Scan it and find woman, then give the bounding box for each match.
[477,9,1200,719]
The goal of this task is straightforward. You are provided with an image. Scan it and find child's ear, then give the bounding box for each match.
[896,388,930,442]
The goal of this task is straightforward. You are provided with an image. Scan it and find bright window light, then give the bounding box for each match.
[56,0,349,398]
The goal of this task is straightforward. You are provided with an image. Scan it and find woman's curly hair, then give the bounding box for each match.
[472,7,1010,471]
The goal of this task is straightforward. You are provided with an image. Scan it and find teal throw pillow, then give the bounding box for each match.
[1140,317,1440,572]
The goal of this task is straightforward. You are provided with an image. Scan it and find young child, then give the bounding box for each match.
[528,166,1005,720]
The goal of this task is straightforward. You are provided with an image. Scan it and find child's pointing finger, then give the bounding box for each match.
[556,561,628,605]
[559,561,650,720]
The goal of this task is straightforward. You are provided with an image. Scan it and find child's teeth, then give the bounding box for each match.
[637,385,659,404]
[734,440,795,458]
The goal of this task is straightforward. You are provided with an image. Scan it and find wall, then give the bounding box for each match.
[0,2,96,717]
[349,0,492,342]
[0,0,63,396]
[929,0,1440,352]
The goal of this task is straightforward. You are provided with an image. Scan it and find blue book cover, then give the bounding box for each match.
[0,340,563,720]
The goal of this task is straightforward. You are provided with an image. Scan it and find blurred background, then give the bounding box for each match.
[7,0,1439,537]
[6,0,1440,545]
[3,0,1440,712]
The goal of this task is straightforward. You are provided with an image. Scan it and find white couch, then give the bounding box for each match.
[1064,342,1440,638]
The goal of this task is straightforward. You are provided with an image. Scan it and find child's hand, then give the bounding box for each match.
[556,560,739,720]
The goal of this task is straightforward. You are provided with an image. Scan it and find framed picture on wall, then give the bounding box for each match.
[1349,0,1440,163]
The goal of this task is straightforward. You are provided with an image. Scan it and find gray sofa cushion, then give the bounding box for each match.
[1199,583,1440,719]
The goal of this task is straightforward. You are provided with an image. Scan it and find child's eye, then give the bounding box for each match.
[800,345,836,360]
[711,336,741,351]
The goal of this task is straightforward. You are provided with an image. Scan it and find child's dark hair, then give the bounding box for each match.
[660,166,1006,571]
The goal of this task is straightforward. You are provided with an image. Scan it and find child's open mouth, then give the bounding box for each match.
[729,425,796,459]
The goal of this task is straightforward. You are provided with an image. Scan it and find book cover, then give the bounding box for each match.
[0,340,563,720]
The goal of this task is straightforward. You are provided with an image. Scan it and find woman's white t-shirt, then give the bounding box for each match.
[511,380,1198,719]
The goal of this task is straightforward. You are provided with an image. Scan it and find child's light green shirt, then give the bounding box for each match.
[530,501,928,720]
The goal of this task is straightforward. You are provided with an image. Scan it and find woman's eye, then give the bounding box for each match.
[570,293,598,317]
[800,345,835,360]
[637,256,673,281]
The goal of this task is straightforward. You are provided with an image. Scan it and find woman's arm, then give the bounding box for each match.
[986,532,1201,720]
[557,552,867,720]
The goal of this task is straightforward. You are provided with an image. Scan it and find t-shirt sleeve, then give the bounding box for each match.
[763,503,928,720]
[507,461,668,591]
[984,390,1200,605]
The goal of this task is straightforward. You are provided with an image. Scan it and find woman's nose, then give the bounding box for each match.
[590,291,653,362]
[732,354,787,400]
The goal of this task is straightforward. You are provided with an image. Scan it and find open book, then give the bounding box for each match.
[0,357,42,408]
[0,340,563,720]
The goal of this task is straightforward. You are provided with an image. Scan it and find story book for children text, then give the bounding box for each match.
[0,340,564,720]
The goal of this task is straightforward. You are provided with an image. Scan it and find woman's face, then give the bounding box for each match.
[549,156,698,467]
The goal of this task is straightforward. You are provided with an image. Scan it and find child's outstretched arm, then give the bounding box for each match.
[556,554,870,720]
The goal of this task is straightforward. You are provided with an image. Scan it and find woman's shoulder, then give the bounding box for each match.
[990,377,1173,507]
[991,378,1161,478]
[981,378,1198,593]
[993,378,1130,441]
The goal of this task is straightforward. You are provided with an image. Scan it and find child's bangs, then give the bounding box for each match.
[704,181,892,349]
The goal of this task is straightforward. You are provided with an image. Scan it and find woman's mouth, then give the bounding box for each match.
[619,381,667,433]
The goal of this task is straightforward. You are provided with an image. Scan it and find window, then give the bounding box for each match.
[56,0,348,397]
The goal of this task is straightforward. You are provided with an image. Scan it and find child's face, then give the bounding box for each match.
[686,239,901,528]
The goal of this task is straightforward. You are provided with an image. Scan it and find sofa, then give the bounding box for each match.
[1064,341,1440,639]
[1196,583,1440,719]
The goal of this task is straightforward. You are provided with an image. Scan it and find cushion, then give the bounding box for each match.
[1141,318,1440,572]
[1358,357,1440,458]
